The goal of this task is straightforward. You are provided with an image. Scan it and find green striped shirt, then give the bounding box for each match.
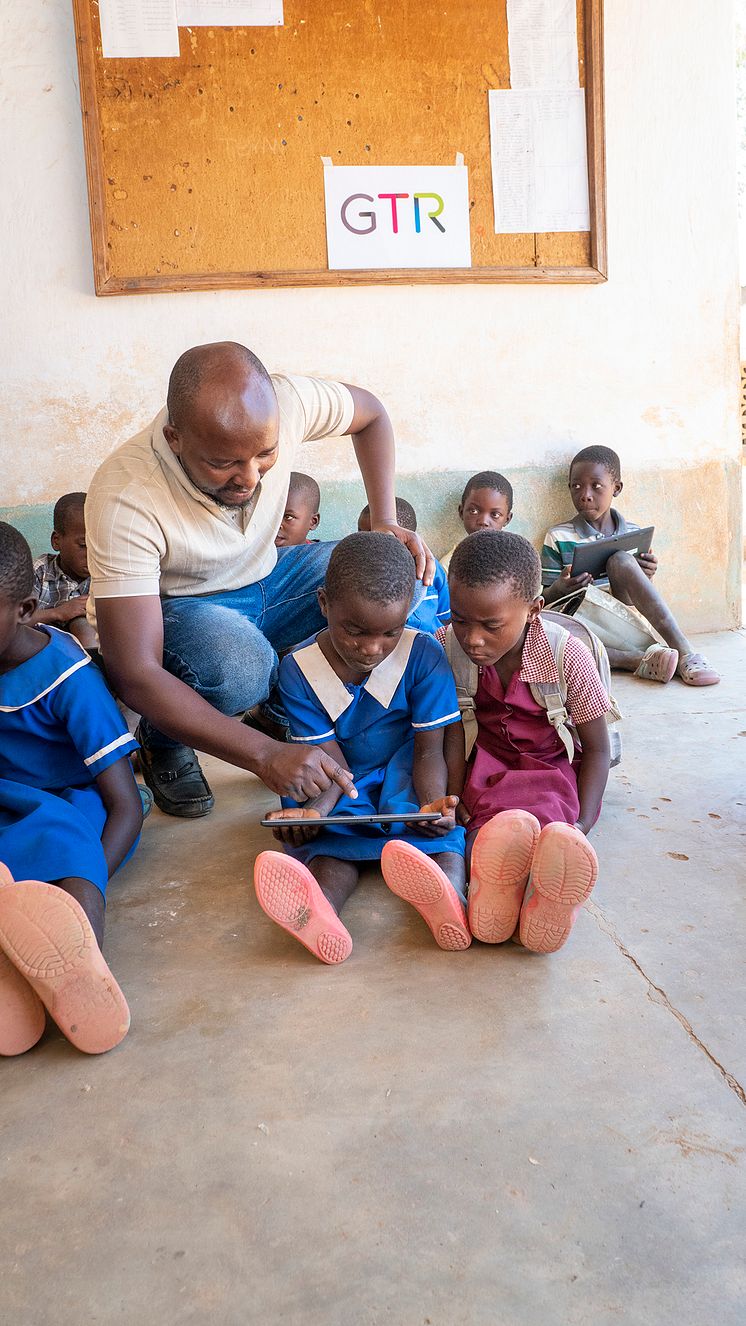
[541,510,639,589]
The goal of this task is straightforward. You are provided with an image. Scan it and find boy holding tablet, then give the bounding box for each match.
[541,446,720,686]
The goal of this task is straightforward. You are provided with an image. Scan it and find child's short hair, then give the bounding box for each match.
[461,470,514,511]
[449,530,540,602]
[569,446,621,483]
[287,472,320,513]
[0,522,34,602]
[325,532,415,607]
[358,496,417,531]
[53,492,86,534]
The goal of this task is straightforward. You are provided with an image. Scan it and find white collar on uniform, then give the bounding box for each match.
[293,629,418,720]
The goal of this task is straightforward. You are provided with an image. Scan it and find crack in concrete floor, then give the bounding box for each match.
[586,898,746,1109]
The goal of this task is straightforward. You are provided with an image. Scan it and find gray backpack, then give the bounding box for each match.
[444,612,622,766]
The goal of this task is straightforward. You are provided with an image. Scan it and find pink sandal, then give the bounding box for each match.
[634,644,678,683]
[254,852,353,964]
[676,652,720,687]
[0,881,130,1054]
[0,947,46,1057]
[519,824,598,954]
[381,841,471,950]
[469,810,541,943]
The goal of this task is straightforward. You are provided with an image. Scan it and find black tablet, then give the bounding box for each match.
[570,526,654,579]
[260,811,443,828]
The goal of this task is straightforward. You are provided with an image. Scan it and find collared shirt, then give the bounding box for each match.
[32,554,90,611]
[436,615,610,728]
[518,615,609,725]
[279,629,461,772]
[85,374,355,625]
[540,509,639,590]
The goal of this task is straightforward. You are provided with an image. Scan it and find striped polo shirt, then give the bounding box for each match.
[541,510,639,590]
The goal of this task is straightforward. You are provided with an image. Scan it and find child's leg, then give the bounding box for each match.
[254,852,356,965]
[0,878,130,1053]
[310,856,361,916]
[54,876,105,948]
[605,552,690,660]
[380,842,471,951]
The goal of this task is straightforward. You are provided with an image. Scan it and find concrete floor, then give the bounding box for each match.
[2,630,745,1325]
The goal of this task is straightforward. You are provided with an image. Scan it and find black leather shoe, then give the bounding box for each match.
[136,729,215,818]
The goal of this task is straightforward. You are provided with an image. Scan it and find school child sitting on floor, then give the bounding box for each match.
[358,495,450,636]
[275,471,321,546]
[31,491,96,651]
[0,523,142,1057]
[445,530,610,954]
[440,470,514,571]
[541,446,720,686]
[254,532,469,964]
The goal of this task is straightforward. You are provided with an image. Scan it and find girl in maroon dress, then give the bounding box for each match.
[446,531,611,954]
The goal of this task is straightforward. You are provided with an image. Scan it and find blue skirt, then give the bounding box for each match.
[0,778,134,897]
[285,742,465,865]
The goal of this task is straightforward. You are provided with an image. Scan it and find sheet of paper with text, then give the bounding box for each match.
[99,0,180,58]
[176,1,283,23]
[506,0,580,89]
[323,163,472,270]
[488,89,590,234]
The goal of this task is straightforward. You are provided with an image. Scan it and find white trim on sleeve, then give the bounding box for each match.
[411,710,460,730]
[83,732,135,767]
[289,728,336,743]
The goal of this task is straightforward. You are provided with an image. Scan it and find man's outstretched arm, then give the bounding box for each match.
[97,594,356,802]
[344,384,435,587]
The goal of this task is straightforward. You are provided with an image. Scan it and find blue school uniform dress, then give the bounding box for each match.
[0,627,139,896]
[406,560,450,635]
[278,628,465,864]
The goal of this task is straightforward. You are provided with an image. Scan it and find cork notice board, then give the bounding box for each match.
[73,0,606,294]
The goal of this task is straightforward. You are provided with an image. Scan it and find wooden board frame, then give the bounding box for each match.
[73,0,606,295]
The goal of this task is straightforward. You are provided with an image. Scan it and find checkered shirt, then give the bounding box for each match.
[32,553,90,610]
[521,616,609,724]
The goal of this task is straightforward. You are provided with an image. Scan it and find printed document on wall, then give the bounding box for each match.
[100,0,180,57]
[176,1,283,24]
[506,0,579,88]
[323,163,472,270]
[488,89,590,234]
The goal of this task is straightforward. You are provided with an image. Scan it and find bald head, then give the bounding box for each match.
[167,342,274,430]
[163,342,280,510]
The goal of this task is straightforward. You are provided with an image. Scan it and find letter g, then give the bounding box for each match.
[340,193,377,235]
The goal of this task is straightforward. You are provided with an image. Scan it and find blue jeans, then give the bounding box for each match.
[139,541,334,751]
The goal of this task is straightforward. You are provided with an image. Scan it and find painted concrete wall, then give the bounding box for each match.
[1,1,741,630]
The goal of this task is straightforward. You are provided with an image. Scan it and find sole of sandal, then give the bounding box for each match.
[0,882,130,1054]
[254,852,352,965]
[0,947,46,1056]
[381,841,471,951]
[468,810,541,943]
[519,824,598,955]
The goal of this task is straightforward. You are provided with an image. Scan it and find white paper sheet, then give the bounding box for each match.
[323,163,471,270]
[176,1,283,24]
[506,0,579,89]
[488,89,589,233]
[99,0,180,58]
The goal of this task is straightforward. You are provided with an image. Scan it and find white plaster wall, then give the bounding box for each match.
[0,0,741,505]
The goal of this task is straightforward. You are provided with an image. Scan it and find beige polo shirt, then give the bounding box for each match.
[85,374,354,622]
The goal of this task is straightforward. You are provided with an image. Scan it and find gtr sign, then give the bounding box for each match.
[323,162,472,270]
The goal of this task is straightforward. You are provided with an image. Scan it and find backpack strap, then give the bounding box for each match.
[527,620,577,763]
[443,626,479,758]
[539,613,623,766]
